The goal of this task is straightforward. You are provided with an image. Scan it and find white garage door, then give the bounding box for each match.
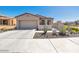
[19,20,37,29]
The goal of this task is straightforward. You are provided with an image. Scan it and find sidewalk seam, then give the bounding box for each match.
[68,39,79,46]
[48,39,58,53]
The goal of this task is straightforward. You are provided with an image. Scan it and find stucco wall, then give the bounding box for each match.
[16,14,39,29]
[16,14,53,30]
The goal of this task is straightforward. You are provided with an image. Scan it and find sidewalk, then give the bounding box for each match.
[0,37,79,53]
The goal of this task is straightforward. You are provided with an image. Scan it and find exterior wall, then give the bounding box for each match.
[10,18,16,26]
[38,19,53,30]
[16,14,53,30]
[1,19,16,26]
[38,25,52,30]
[0,19,3,25]
[16,14,39,29]
[0,16,16,26]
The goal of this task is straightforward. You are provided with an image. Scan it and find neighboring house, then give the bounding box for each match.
[0,15,16,26]
[52,21,64,30]
[75,20,79,25]
[15,13,54,30]
[64,22,76,26]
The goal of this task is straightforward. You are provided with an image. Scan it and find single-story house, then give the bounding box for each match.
[0,15,16,26]
[52,21,64,30]
[15,13,54,30]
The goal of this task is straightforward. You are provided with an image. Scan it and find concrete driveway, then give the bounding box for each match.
[0,30,79,53]
[0,29,35,39]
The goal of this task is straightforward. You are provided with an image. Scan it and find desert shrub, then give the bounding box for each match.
[64,25,68,29]
[60,25,67,33]
[60,28,66,33]
[59,26,67,35]
[43,28,47,34]
[59,25,71,36]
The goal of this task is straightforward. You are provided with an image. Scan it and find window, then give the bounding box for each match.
[3,20,8,25]
[47,20,51,25]
[40,20,45,25]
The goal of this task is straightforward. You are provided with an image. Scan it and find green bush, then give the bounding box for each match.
[71,30,77,33]
[71,27,79,33]
[63,25,79,33]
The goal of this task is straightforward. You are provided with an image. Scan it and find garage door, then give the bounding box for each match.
[19,20,37,29]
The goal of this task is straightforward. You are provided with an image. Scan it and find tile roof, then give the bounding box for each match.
[15,13,54,20]
[0,15,11,19]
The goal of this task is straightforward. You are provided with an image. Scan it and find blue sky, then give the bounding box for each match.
[0,6,79,22]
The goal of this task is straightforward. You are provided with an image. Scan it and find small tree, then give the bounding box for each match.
[43,27,47,35]
[41,26,48,38]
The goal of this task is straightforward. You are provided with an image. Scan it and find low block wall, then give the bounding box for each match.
[38,25,52,30]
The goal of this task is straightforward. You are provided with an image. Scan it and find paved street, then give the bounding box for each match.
[0,30,79,53]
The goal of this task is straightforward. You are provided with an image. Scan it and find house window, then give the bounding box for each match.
[3,20,8,25]
[40,20,45,25]
[47,20,51,25]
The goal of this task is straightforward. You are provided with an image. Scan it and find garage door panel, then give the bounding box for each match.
[19,20,37,29]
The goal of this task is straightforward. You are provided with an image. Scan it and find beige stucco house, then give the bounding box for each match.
[52,21,64,30]
[0,15,16,26]
[15,13,54,30]
[0,15,16,30]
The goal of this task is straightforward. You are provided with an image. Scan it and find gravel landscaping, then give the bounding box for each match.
[33,32,79,39]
